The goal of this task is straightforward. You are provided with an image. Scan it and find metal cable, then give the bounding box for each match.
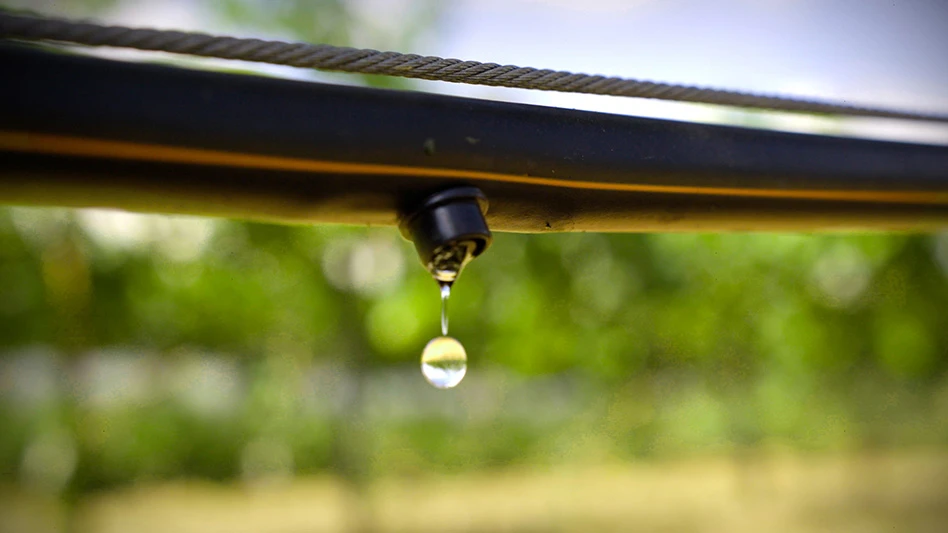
[2,11,947,124]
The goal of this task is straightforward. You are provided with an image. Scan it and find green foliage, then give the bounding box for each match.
[2,207,948,494]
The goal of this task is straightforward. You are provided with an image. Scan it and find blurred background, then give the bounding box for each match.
[2,1,948,532]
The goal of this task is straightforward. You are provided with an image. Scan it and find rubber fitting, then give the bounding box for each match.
[399,187,492,280]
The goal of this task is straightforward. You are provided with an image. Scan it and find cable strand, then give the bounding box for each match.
[2,12,946,123]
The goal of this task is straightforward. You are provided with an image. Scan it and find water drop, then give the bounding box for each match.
[420,336,467,389]
[422,251,466,389]
[440,282,450,336]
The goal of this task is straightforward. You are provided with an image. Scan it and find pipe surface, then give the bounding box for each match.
[2,45,947,232]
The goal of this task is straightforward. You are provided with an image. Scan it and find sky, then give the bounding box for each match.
[424,0,948,143]
[436,0,948,110]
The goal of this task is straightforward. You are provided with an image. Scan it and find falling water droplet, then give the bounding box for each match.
[421,336,467,389]
[421,249,468,389]
[440,282,451,336]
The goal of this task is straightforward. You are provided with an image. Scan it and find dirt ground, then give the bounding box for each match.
[3,450,948,533]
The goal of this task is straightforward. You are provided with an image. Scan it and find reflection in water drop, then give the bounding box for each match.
[420,336,467,389]
[427,241,474,283]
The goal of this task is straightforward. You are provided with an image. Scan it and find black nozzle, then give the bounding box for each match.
[399,187,492,282]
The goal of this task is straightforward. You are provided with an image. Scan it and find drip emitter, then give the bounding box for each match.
[398,186,492,284]
[399,186,492,388]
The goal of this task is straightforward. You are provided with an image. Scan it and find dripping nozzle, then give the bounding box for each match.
[399,187,492,282]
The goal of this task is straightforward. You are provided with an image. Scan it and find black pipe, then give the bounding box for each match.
[1,44,947,231]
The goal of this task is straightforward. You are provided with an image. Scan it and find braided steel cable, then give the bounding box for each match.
[2,11,947,123]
